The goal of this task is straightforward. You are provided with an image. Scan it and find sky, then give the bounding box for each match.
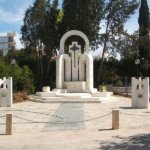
[0,0,150,51]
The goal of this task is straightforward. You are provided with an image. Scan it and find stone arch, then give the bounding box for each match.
[79,54,93,89]
[60,30,89,54]
[56,54,71,89]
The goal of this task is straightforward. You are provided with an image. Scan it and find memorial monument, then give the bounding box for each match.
[56,30,96,93]
[31,30,112,102]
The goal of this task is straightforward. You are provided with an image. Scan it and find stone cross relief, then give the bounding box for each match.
[69,42,81,81]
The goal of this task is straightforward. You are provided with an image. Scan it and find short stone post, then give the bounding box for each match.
[6,114,12,135]
[112,110,119,130]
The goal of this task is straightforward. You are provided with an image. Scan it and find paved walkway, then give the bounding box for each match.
[45,103,84,130]
[0,96,150,149]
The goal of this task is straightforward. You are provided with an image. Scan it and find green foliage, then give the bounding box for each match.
[95,0,139,85]
[100,0,139,57]
[94,57,120,86]
[21,0,60,53]
[99,85,107,92]
[115,80,124,87]
[138,0,149,37]
[21,0,60,89]
[19,0,140,90]
[0,59,35,93]
[61,0,105,50]
[118,54,137,77]
[8,49,57,91]
[138,0,150,62]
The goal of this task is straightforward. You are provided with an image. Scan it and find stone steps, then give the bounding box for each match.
[36,92,56,97]
[30,91,114,103]
[56,93,91,98]
[91,92,113,97]
[29,95,108,103]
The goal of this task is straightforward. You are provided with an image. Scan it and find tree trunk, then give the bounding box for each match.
[97,19,110,87]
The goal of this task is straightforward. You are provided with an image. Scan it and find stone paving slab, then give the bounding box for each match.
[0,96,150,149]
[45,103,84,131]
[0,96,150,133]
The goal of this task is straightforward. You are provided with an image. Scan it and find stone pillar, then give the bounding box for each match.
[64,55,71,82]
[56,55,64,89]
[79,54,93,90]
[112,110,119,130]
[56,54,71,89]
[79,55,86,81]
[0,77,13,107]
[87,54,93,90]
[132,77,149,108]
[6,114,12,135]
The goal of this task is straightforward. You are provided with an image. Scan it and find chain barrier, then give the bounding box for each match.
[13,116,39,122]
[1,110,150,125]
[0,112,112,125]
[120,111,150,117]
[48,112,112,124]
[0,115,6,119]
[0,109,63,120]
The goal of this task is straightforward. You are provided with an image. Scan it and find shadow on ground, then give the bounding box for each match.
[99,134,150,150]
[119,107,134,109]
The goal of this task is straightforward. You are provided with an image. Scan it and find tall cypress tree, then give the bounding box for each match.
[138,0,150,59]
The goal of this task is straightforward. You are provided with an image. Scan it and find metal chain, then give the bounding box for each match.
[1,112,112,125]
[0,109,63,120]
[120,112,150,117]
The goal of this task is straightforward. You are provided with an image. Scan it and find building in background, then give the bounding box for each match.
[0,32,16,56]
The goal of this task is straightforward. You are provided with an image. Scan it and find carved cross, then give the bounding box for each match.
[70,42,80,67]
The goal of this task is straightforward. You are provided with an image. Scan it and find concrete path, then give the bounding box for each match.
[0,96,150,150]
[45,103,84,130]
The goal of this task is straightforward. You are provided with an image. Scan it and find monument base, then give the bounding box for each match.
[30,87,113,103]
[63,81,86,93]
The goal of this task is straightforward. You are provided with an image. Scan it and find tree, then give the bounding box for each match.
[61,0,105,50]
[0,59,35,93]
[97,0,139,85]
[138,0,149,39]
[94,57,120,86]
[118,53,137,78]
[21,0,60,89]
[138,0,150,76]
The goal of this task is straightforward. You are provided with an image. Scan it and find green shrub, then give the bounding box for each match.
[99,85,107,92]
[115,80,124,87]
[0,59,35,93]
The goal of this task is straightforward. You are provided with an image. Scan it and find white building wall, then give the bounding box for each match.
[0,33,16,55]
